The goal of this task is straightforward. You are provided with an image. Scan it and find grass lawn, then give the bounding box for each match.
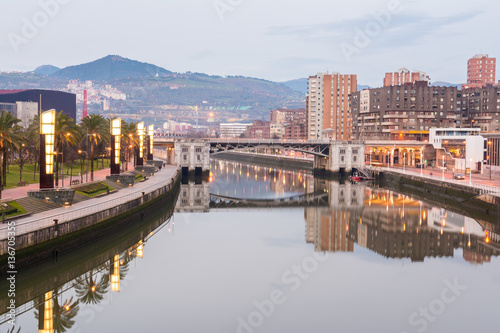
[1,200,28,218]
[4,159,111,189]
[75,182,115,198]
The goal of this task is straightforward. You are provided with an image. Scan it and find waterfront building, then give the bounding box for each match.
[351,82,457,140]
[458,86,500,132]
[429,127,486,173]
[307,73,357,140]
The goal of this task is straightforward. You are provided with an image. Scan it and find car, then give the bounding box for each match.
[454,173,465,180]
[416,163,425,168]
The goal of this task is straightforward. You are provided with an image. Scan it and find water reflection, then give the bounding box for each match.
[0,207,174,332]
[194,159,500,263]
[1,159,499,332]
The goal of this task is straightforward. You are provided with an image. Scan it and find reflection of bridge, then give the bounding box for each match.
[209,192,329,208]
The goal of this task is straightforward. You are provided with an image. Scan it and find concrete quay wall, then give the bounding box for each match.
[0,168,181,270]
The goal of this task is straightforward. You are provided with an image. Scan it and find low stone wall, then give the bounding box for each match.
[106,173,135,186]
[146,159,164,170]
[135,164,156,175]
[28,188,75,206]
[213,152,313,171]
[0,169,181,269]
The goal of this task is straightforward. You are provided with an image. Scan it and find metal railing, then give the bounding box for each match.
[0,168,180,240]
[374,166,500,197]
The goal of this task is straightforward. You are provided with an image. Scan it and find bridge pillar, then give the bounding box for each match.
[174,139,210,176]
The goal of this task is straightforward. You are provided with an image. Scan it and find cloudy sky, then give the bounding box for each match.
[0,0,498,87]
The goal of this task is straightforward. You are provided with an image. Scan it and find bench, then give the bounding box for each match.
[17,181,27,186]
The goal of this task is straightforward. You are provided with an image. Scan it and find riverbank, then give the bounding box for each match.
[212,151,313,171]
[0,165,181,272]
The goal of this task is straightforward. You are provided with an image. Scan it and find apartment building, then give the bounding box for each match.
[383,67,430,87]
[307,73,357,140]
[462,54,496,89]
[458,86,500,132]
[351,82,458,140]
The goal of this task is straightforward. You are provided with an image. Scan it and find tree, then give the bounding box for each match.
[121,121,139,171]
[54,112,78,186]
[80,114,107,181]
[27,115,41,181]
[0,111,22,197]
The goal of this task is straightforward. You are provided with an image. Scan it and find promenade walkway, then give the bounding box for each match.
[1,167,118,201]
[374,165,500,197]
[0,165,179,240]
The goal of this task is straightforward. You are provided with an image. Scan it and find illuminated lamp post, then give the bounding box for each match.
[136,122,145,166]
[40,110,56,189]
[110,118,121,175]
[147,124,154,161]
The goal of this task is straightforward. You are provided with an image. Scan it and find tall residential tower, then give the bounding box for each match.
[306,73,357,140]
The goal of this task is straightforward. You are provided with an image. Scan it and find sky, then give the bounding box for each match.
[0,0,499,87]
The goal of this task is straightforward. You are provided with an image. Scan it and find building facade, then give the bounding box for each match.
[0,101,39,128]
[463,54,496,89]
[219,123,251,138]
[307,73,357,140]
[458,86,500,132]
[0,89,77,120]
[383,67,430,87]
[351,82,457,140]
[284,123,307,140]
[245,120,271,139]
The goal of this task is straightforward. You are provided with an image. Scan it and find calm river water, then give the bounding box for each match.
[1,159,499,333]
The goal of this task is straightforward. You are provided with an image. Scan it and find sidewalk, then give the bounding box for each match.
[0,165,179,240]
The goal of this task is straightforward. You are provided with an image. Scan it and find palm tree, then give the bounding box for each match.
[0,111,22,197]
[121,121,139,171]
[54,112,78,186]
[80,114,107,181]
[27,115,41,181]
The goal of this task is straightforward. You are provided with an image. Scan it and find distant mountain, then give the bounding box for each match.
[431,81,463,88]
[50,55,172,81]
[33,65,60,76]
[282,78,308,95]
[357,85,371,90]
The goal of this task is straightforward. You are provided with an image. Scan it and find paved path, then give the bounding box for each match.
[377,166,500,196]
[1,167,121,201]
[0,165,179,240]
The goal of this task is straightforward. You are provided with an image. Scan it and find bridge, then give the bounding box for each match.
[154,138,429,175]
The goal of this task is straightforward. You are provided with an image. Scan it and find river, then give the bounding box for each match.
[1,159,499,333]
